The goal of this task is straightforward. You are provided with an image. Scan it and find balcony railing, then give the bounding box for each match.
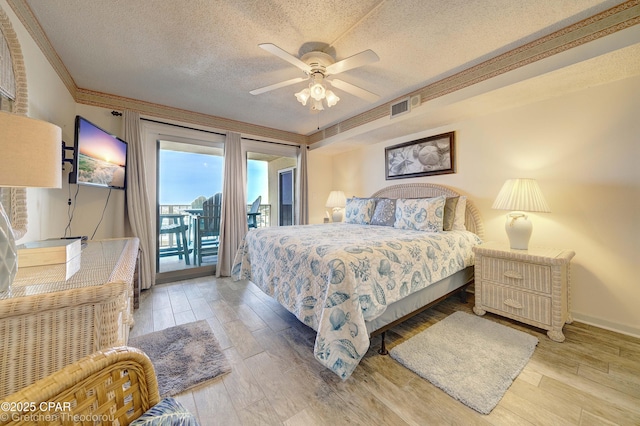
[252,204,271,228]
[158,204,271,251]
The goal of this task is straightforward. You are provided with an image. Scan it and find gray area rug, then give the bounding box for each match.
[129,320,230,397]
[390,311,538,414]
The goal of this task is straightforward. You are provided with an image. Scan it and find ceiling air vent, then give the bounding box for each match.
[390,97,410,118]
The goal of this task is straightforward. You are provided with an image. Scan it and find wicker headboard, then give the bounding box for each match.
[370,183,485,239]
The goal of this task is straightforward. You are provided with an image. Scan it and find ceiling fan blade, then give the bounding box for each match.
[329,79,379,102]
[325,49,379,75]
[250,76,308,95]
[259,43,312,73]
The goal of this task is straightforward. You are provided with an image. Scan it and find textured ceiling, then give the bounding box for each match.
[16,0,640,138]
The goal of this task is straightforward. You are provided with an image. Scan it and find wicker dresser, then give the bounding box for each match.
[472,241,575,342]
[0,238,139,398]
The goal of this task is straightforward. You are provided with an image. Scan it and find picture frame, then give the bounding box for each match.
[385,131,455,180]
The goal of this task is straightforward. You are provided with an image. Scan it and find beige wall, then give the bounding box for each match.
[63,105,128,240]
[307,150,336,224]
[324,75,640,336]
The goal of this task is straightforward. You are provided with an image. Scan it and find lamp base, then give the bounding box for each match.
[505,212,532,250]
[332,208,343,223]
[0,202,18,292]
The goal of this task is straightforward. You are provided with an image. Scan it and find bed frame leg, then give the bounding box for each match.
[378,332,389,355]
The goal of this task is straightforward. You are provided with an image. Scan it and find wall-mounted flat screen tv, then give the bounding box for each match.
[69,115,128,190]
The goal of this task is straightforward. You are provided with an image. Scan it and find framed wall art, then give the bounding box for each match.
[385,131,455,180]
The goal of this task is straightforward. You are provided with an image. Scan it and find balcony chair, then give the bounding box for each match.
[158,213,190,265]
[247,195,261,229]
[0,346,198,425]
[194,192,222,266]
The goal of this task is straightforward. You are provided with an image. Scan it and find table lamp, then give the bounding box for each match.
[492,178,550,250]
[0,111,62,292]
[326,190,346,222]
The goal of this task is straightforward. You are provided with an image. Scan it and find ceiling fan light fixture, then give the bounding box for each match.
[311,98,324,111]
[251,44,380,111]
[309,82,326,101]
[325,90,339,107]
[295,88,310,105]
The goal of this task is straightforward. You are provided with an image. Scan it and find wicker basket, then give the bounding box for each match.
[0,346,160,425]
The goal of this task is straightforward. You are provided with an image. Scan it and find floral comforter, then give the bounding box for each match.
[231,223,481,379]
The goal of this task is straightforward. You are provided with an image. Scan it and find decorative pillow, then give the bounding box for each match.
[453,196,467,231]
[370,198,396,226]
[443,196,459,231]
[130,397,199,426]
[394,196,446,232]
[344,198,376,224]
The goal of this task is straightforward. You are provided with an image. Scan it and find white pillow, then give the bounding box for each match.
[453,196,467,230]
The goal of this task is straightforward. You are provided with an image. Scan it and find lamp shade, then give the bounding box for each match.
[0,112,62,293]
[492,178,550,212]
[326,190,346,208]
[0,111,62,188]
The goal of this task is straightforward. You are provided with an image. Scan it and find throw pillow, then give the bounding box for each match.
[344,198,376,224]
[370,198,396,226]
[130,397,199,425]
[394,196,446,232]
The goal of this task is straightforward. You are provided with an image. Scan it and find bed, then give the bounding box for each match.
[232,183,484,379]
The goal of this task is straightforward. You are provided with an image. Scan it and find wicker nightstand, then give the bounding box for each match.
[472,241,575,342]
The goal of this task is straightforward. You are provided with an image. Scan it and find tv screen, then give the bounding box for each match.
[70,116,128,190]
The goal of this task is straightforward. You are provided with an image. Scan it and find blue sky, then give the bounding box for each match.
[159,150,267,206]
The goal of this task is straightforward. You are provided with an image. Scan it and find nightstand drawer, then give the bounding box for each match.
[481,283,552,326]
[481,257,551,293]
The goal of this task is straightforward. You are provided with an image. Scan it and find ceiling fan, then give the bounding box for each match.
[250,43,380,110]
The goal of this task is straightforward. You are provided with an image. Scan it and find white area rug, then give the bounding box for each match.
[389,311,538,414]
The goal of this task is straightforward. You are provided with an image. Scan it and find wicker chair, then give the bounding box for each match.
[0,347,160,425]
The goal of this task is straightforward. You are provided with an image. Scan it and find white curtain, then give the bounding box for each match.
[123,110,155,289]
[216,132,247,277]
[296,145,309,225]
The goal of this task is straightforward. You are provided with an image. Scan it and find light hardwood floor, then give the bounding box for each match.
[131,277,640,425]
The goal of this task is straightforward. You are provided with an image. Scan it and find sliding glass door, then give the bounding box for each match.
[278,167,295,226]
[156,140,223,277]
[244,141,298,228]
[153,134,298,282]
